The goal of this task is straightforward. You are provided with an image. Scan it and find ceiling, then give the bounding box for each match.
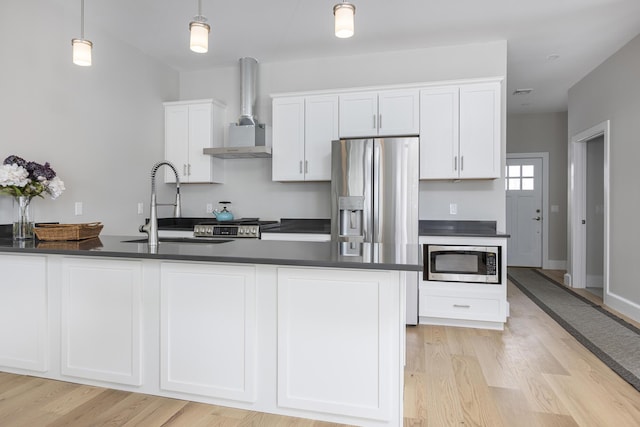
[66,0,640,114]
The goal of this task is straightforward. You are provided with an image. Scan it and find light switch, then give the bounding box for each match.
[206,203,213,214]
[449,203,457,215]
[137,202,144,215]
[74,202,83,216]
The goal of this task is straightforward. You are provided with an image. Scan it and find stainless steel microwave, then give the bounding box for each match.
[423,244,500,284]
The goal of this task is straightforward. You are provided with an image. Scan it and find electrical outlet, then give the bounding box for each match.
[74,202,83,216]
[206,203,213,214]
[449,203,457,215]
[137,202,144,215]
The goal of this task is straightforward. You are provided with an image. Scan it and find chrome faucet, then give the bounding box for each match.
[139,161,182,247]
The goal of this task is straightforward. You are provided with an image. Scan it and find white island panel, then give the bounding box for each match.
[0,254,48,372]
[277,267,402,424]
[61,258,143,385]
[160,262,257,403]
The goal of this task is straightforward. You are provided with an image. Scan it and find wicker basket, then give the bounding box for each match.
[36,237,103,250]
[34,222,103,241]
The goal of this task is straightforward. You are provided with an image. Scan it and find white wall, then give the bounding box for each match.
[0,0,179,235]
[178,41,508,228]
[568,33,640,312]
[507,112,568,264]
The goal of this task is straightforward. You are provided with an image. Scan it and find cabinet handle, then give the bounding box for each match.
[379,114,382,129]
[454,156,458,171]
[299,161,303,174]
[453,304,471,308]
[373,114,376,129]
[188,164,191,176]
[305,160,308,174]
[183,164,187,176]
[460,156,464,171]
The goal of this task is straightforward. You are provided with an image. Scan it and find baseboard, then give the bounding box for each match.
[605,291,640,323]
[544,259,566,270]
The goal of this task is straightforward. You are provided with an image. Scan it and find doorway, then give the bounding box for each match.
[568,121,610,304]
[506,153,549,268]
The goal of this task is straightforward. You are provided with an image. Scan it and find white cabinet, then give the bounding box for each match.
[277,267,402,422]
[61,257,144,385]
[160,262,257,403]
[164,99,226,184]
[0,254,48,372]
[419,82,501,179]
[418,235,508,330]
[272,95,338,181]
[339,89,419,138]
[260,232,331,242]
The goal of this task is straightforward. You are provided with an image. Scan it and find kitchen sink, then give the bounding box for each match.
[121,237,233,244]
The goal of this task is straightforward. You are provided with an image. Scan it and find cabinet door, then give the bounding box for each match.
[61,258,143,386]
[0,255,48,372]
[160,262,257,403]
[187,103,215,183]
[304,95,338,181]
[272,97,305,181]
[164,105,189,183]
[459,82,501,179]
[378,89,419,136]
[277,267,400,421]
[339,92,378,138]
[419,87,459,179]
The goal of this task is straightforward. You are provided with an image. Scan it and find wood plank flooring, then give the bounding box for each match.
[1,276,639,426]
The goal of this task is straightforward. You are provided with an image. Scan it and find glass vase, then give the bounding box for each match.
[13,196,34,240]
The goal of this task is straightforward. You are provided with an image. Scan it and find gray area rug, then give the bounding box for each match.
[508,267,640,392]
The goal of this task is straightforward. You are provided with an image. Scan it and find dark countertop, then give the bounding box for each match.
[0,235,422,272]
[419,220,509,238]
[261,218,331,234]
[262,219,509,238]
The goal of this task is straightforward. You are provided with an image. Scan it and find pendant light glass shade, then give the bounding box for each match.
[72,39,93,66]
[189,0,210,53]
[189,20,210,53]
[72,0,92,66]
[333,2,355,38]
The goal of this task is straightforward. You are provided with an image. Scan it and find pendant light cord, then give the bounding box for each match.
[80,0,85,39]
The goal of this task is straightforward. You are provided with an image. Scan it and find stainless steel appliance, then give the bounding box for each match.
[331,136,420,324]
[424,244,501,284]
[156,218,277,240]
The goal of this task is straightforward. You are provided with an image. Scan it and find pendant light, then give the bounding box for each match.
[71,0,92,66]
[189,0,210,53]
[333,1,355,38]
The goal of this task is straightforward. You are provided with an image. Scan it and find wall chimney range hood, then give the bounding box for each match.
[204,57,271,159]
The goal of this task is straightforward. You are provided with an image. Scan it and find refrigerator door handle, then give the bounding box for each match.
[372,141,381,243]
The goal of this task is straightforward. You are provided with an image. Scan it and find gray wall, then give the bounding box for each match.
[568,33,640,309]
[506,112,568,265]
[0,0,179,234]
[178,41,508,229]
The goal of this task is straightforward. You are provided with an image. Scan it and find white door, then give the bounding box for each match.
[506,157,543,267]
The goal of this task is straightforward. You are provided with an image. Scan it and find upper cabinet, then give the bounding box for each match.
[419,82,501,180]
[272,95,339,181]
[339,89,419,138]
[164,99,226,184]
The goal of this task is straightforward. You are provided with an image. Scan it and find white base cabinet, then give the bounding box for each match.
[277,268,402,423]
[418,235,508,330]
[0,253,405,427]
[61,258,143,385]
[160,262,257,402]
[0,255,48,372]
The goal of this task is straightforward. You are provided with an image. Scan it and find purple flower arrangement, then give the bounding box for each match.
[0,155,65,200]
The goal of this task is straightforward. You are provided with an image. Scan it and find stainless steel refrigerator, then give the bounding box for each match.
[331,136,420,325]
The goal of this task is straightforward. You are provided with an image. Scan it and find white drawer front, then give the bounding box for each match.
[420,294,502,322]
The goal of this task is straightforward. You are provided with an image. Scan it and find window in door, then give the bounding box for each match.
[506,164,535,191]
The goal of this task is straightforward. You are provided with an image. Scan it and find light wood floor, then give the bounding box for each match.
[1,276,640,426]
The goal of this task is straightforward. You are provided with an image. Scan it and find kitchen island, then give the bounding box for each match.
[0,236,420,427]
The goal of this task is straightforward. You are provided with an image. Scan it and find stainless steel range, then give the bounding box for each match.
[157,218,278,240]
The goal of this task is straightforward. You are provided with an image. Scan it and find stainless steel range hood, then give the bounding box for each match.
[205,57,271,159]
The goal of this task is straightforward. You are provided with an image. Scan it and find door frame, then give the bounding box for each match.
[568,121,610,298]
[506,152,549,268]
